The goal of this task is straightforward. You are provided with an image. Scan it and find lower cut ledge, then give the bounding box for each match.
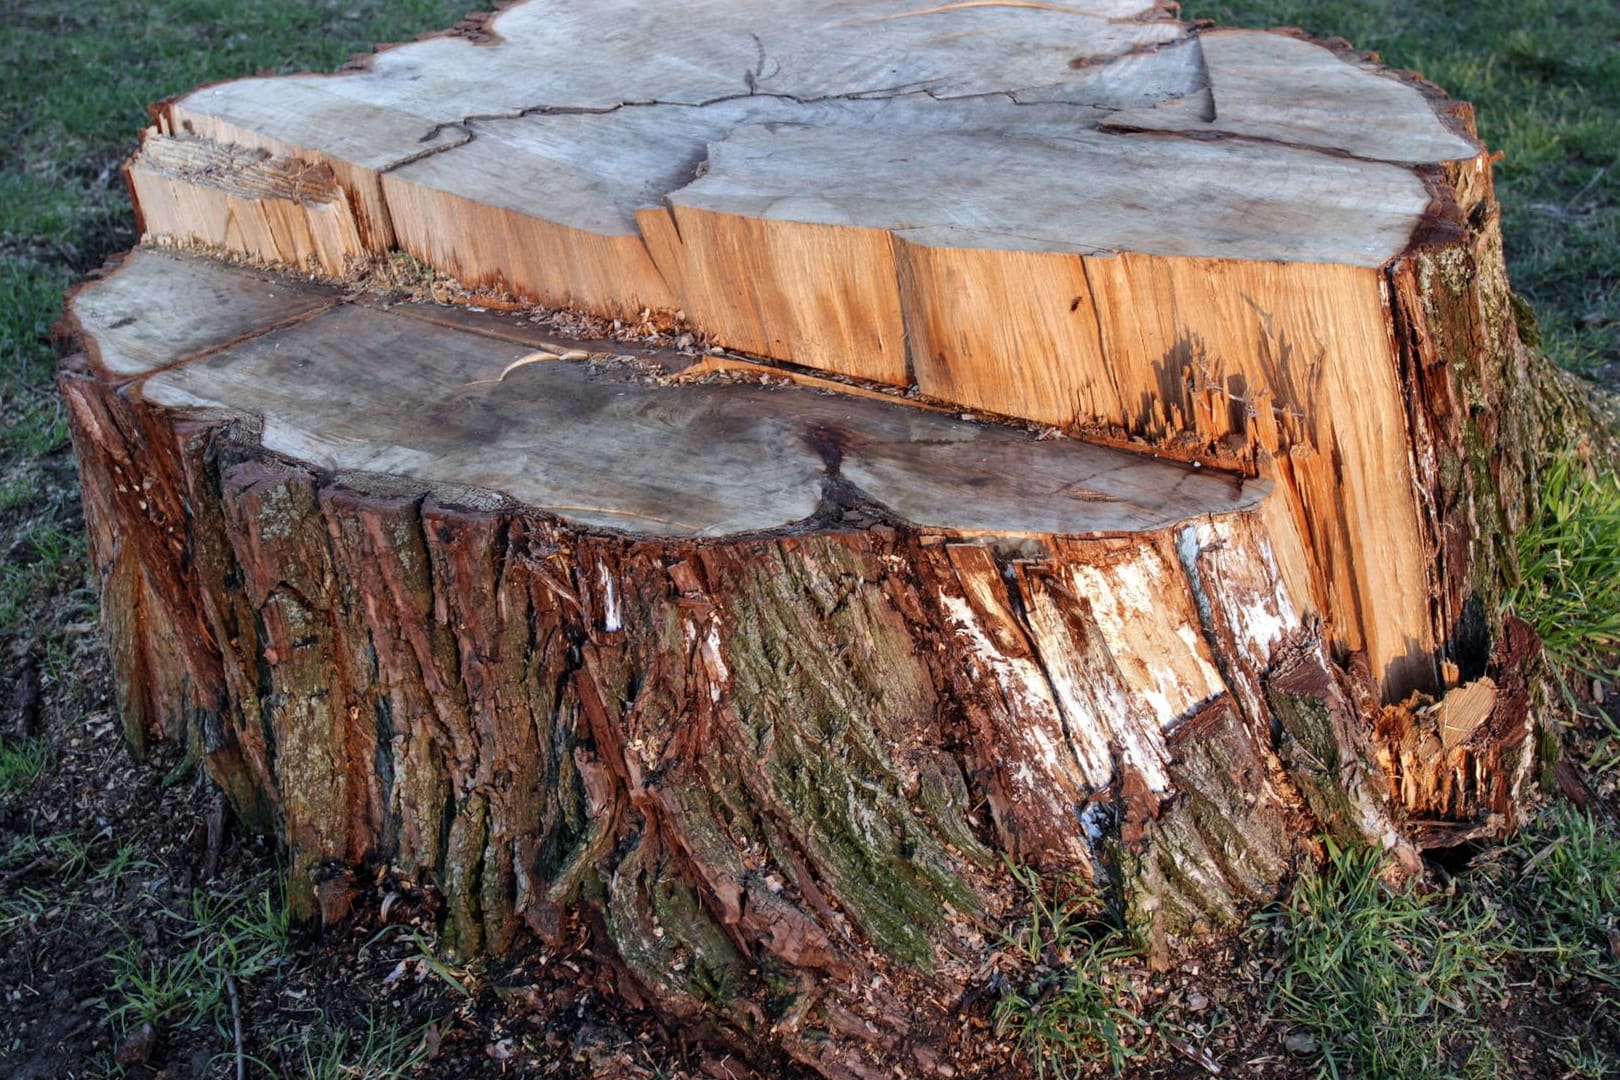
[60,249,1535,1078]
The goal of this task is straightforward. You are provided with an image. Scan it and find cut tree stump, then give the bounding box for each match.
[61,2,1608,1075]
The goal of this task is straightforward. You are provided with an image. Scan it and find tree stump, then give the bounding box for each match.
[61,2,1592,1074]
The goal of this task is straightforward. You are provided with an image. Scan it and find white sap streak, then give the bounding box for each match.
[1062,684,1167,792]
[1034,671,1127,791]
[1194,520,1297,664]
[940,593,1071,782]
[1018,580,1170,792]
[511,840,532,908]
[598,562,621,632]
[1068,548,1225,732]
[701,619,728,704]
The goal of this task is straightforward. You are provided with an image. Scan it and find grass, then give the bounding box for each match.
[993,865,1145,1077]
[1253,819,1620,1080]
[996,845,1531,1080]
[1,827,148,887]
[1497,802,1620,988]
[1506,446,1620,767]
[1509,450,1620,676]
[1257,840,1512,1080]
[1,829,290,1050]
[0,828,150,952]
[108,876,291,1039]
[0,733,46,794]
[999,820,1616,1079]
[276,1011,433,1080]
[0,817,463,1076]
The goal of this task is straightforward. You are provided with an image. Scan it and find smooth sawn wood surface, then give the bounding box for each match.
[77,250,1263,539]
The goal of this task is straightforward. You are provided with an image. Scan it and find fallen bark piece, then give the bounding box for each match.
[5,661,40,738]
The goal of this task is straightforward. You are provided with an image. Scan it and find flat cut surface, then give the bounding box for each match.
[72,252,339,377]
[1106,31,1479,163]
[167,3,1478,269]
[383,91,1432,266]
[75,252,1263,538]
[666,120,1432,266]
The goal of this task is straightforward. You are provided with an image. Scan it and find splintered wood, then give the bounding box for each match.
[128,135,360,275]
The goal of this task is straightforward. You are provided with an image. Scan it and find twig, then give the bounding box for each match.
[1167,1036,1223,1075]
[0,853,48,888]
[1564,165,1609,213]
[224,971,245,1080]
[202,791,226,882]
